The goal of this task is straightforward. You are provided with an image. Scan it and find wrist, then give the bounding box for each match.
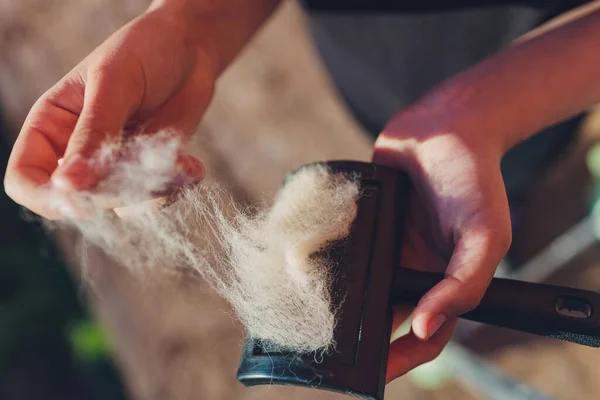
[418,80,512,156]
[381,96,504,156]
[146,0,280,76]
[144,0,220,78]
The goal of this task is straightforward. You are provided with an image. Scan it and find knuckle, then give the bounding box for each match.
[492,210,513,252]
[91,60,117,80]
[444,275,483,313]
[460,290,483,312]
[91,56,144,94]
[4,178,20,204]
[4,180,55,220]
[71,127,113,150]
[498,228,513,253]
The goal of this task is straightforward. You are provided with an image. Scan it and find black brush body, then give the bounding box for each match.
[237,161,600,400]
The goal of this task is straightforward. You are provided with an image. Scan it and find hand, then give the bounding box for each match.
[4,4,215,219]
[373,104,512,383]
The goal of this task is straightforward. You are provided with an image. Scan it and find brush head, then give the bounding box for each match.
[237,161,410,400]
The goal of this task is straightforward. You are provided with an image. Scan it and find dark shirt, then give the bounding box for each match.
[298,0,590,199]
[300,1,586,13]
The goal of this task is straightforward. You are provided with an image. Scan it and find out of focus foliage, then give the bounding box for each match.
[0,114,127,400]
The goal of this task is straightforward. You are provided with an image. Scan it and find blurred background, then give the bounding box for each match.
[2,1,600,399]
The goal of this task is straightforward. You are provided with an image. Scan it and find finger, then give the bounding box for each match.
[51,64,144,191]
[152,154,204,196]
[112,194,175,219]
[56,154,202,219]
[411,222,511,340]
[4,95,80,219]
[386,318,457,384]
[140,68,214,138]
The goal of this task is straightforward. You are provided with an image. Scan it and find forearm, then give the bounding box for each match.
[147,0,281,76]
[417,8,600,153]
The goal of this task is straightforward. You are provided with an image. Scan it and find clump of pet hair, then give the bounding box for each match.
[50,131,183,215]
[46,131,360,354]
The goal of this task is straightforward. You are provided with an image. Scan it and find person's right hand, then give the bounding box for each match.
[4,4,216,220]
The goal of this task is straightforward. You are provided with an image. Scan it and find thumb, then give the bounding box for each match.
[412,220,512,340]
[52,67,143,191]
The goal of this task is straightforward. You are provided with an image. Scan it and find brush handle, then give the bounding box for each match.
[391,267,600,347]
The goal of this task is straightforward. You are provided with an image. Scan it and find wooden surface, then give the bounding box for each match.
[2,1,600,399]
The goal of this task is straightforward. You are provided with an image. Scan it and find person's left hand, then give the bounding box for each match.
[374,103,512,384]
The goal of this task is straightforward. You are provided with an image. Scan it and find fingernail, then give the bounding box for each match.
[171,158,204,188]
[52,155,97,190]
[180,156,204,180]
[427,314,447,338]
